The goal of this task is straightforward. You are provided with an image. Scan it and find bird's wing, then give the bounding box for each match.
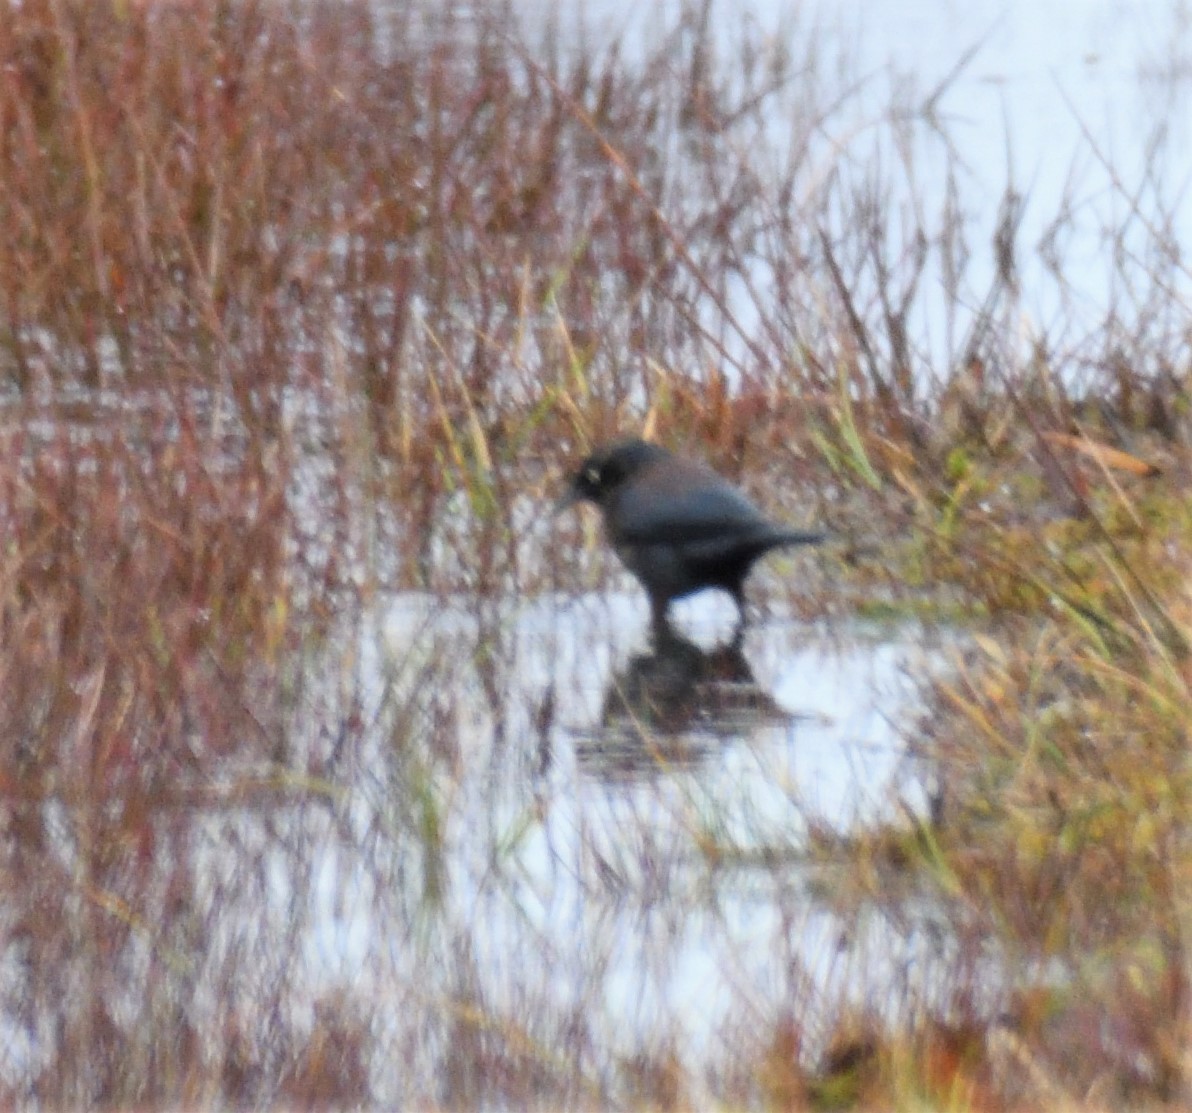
[612,466,770,545]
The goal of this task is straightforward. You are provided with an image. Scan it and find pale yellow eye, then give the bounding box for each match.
[585,465,601,486]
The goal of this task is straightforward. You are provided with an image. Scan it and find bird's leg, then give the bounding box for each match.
[650,596,678,648]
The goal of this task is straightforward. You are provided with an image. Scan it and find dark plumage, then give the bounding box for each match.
[558,438,824,638]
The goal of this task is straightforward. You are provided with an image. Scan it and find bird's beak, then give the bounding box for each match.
[554,482,582,515]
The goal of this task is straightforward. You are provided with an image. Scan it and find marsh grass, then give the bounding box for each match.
[1,0,1192,1107]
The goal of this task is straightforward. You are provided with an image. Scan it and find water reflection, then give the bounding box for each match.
[350,594,952,1101]
[575,625,795,781]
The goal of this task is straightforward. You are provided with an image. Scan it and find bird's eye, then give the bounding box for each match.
[584,465,601,487]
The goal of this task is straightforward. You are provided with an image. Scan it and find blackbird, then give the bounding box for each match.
[558,438,823,638]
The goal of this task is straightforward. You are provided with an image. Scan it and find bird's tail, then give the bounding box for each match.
[772,528,827,547]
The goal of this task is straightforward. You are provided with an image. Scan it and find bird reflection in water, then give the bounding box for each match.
[574,624,794,781]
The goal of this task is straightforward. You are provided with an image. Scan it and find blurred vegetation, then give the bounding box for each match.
[1,0,1192,1107]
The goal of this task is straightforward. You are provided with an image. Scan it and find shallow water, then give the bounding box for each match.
[295,590,958,1098]
[513,0,1192,372]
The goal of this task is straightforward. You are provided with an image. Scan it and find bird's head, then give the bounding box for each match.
[556,438,669,512]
